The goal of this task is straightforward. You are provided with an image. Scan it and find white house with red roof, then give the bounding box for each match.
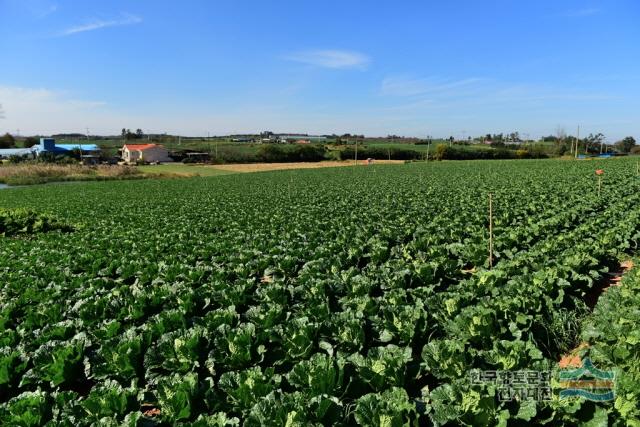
[121,143,172,164]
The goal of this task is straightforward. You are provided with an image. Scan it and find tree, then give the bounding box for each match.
[584,133,604,154]
[434,143,448,160]
[0,133,15,148]
[23,137,39,148]
[121,128,141,140]
[615,136,636,153]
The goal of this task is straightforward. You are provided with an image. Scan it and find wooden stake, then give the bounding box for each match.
[354,139,358,166]
[489,193,494,269]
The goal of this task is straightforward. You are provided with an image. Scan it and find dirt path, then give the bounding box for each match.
[584,259,634,309]
[207,160,405,173]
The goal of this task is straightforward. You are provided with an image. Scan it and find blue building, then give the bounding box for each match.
[35,138,100,155]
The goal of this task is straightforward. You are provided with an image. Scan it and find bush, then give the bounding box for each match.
[431,145,548,161]
[257,144,327,163]
[340,146,422,161]
[294,144,326,162]
[36,152,77,164]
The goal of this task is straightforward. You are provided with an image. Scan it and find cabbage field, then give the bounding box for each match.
[1,159,640,426]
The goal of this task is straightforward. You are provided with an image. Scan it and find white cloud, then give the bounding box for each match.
[61,13,142,36]
[0,86,110,134]
[37,3,58,18]
[20,0,58,18]
[381,76,482,96]
[284,49,370,69]
[566,7,600,17]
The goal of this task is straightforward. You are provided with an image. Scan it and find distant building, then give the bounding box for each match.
[34,138,101,158]
[0,148,36,160]
[122,144,172,164]
[280,135,327,143]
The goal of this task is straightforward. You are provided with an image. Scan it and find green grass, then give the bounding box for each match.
[137,163,236,176]
[363,142,493,153]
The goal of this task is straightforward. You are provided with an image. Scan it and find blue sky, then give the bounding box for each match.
[0,0,638,139]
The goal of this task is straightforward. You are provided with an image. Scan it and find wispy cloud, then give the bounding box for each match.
[37,3,58,18]
[566,7,600,17]
[0,85,110,133]
[61,13,142,36]
[381,76,482,97]
[21,0,58,18]
[378,75,618,117]
[284,49,370,69]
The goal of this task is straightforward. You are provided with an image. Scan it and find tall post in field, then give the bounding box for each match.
[598,176,602,197]
[570,139,574,156]
[574,126,580,159]
[354,138,358,166]
[489,193,494,269]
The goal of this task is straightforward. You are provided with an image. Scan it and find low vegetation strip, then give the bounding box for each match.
[136,164,236,177]
[207,159,404,173]
[0,164,187,186]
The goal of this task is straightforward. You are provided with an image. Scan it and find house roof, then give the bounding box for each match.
[34,144,100,153]
[55,144,100,151]
[124,144,163,151]
[0,148,35,157]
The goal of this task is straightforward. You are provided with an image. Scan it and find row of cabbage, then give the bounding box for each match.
[1,158,639,425]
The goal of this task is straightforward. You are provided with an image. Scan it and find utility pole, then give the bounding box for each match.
[574,126,580,159]
[354,138,358,165]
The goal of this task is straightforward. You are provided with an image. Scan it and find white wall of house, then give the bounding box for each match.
[123,145,172,163]
[139,146,172,163]
[123,147,140,163]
